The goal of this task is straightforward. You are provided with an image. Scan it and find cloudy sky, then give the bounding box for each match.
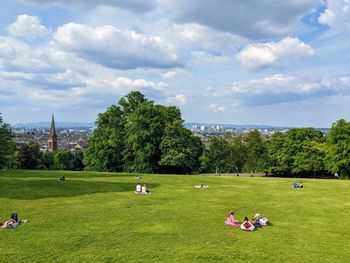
[0,0,349,127]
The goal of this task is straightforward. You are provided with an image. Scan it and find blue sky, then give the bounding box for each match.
[0,0,349,127]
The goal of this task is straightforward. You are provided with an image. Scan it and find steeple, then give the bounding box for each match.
[47,114,57,152]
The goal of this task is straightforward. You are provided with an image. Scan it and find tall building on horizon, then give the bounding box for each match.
[47,114,57,152]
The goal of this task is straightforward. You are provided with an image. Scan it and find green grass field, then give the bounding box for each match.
[1,170,350,262]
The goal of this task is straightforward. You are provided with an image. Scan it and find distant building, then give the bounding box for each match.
[47,114,57,152]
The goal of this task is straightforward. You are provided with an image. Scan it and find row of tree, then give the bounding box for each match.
[202,120,350,178]
[1,91,350,178]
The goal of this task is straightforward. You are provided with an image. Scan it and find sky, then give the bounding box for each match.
[0,0,349,127]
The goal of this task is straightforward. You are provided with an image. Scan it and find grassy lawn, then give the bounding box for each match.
[1,170,350,262]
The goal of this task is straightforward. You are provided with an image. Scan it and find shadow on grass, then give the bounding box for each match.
[0,178,160,200]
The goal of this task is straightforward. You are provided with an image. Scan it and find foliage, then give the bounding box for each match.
[267,128,327,177]
[17,141,42,169]
[325,119,350,179]
[84,91,203,174]
[0,113,15,169]
[52,149,74,170]
[159,119,204,173]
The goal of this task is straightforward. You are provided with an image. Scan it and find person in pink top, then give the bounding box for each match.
[224,211,240,226]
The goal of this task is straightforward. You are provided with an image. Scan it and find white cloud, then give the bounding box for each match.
[210,74,350,105]
[236,37,314,70]
[163,0,318,39]
[166,94,187,105]
[319,0,350,32]
[191,51,227,66]
[209,104,225,112]
[53,23,182,69]
[162,71,177,79]
[7,14,50,39]
[22,0,158,13]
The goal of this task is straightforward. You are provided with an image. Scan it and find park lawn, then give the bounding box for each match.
[0,170,350,263]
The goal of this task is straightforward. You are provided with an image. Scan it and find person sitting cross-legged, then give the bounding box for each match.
[135,183,142,194]
[240,217,255,231]
[225,211,240,226]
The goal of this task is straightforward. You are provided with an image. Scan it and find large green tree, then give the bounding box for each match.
[17,141,42,169]
[159,119,204,174]
[268,128,326,176]
[325,119,350,178]
[244,130,268,174]
[84,91,204,174]
[0,113,15,169]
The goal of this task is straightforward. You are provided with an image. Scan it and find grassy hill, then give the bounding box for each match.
[1,170,349,262]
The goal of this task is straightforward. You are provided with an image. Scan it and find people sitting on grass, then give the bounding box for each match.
[194,184,209,189]
[135,183,142,194]
[240,217,255,231]
[59,176,66,182]
[1,213,19,229]
[225,211,240,226]
[253,213,269,227]
[142,184,151,194]
[135,183,151,194]
[292,181,298,188]
[298,181,303,188]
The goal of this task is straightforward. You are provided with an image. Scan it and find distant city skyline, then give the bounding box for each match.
[1,0,350,127]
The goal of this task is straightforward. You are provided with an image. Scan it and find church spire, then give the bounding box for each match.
[47,114,57,152]
[50,114,56,136]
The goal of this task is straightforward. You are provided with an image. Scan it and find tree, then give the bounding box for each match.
[244,130,268,174]
[267,128,325,177]
[159,119,204,173]
[207,136,231,174]
[84,104,126,171]
[325,119,350,179]
[0,113,15,169]
[52,149,74,170]
[84,91,203,174]
[226,133,247,175]
[41,151,54,170]
[17,141,42,169]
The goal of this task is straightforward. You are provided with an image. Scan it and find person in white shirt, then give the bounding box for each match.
[135,183,142,193]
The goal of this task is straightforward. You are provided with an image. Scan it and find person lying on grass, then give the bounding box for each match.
[59,176,66,182]
[240,217,255,231]
[194,184,209,188]
[253,213,269,227]
[1,213,19,229]
[225,211,240,226]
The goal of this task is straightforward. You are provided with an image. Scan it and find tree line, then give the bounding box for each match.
[1,91,350,178]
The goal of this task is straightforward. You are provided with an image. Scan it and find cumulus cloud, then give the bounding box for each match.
[163,0,318,39]
[53,23,182,70]
[7,14,50,39]
[211,74,350,105]
[319,0,350,32]
[209,104,225,112]
[236,37,314,70]
[191,51,227,66]
[167,94,187,104]
[22,0,158,13]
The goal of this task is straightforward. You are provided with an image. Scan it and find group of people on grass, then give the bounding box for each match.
[225,211,269,231]
[1,213,28,229]
[135,183,151,194]
[292,181,303,188]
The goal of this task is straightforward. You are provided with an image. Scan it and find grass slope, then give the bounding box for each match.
[0,170,350,262]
